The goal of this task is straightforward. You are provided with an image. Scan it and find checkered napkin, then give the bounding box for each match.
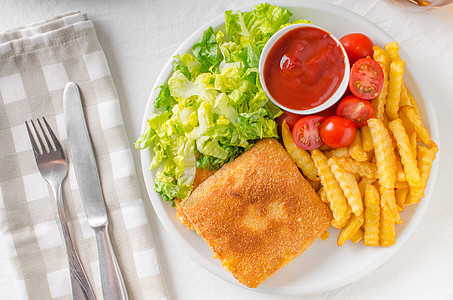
[0,12,167,299]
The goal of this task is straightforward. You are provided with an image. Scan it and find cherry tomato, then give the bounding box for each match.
[320,116,357,148]
[339,33,374,65]
[336,95,374,127]
[276,111,302,132]
[292,116,326,150]
[349,58,384,100]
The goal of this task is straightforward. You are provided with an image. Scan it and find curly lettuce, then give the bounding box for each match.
[136,3,310,205]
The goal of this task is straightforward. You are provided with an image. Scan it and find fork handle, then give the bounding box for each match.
[94,225,129,300]
[54,183,96,300]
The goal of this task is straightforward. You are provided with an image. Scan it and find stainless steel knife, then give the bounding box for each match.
[64,82,129,300]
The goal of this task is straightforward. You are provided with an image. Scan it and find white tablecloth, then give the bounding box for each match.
[1,0,452,299]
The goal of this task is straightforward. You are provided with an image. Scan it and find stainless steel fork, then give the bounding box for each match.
[25,117,96,300]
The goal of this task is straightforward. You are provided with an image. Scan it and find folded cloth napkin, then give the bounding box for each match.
[0,12,167,299]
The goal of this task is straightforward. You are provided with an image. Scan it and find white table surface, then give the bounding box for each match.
[1,0,452,299]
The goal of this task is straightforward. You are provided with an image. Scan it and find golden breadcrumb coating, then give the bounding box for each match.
[180,138,332,288]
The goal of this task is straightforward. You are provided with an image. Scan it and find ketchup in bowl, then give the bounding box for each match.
[260,24,349,114]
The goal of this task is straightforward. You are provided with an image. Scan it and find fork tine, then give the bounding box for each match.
[25,121,41,156]
[30,119,47,153]
[37,118,55,152]
[42,117,65,155]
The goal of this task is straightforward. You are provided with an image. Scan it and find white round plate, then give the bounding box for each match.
[139,0,439,295]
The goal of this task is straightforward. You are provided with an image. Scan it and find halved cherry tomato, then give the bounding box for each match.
[292,115,326,150]
[276,111,302,132]
[320,116,357,148]
[339,33,374,65]
[336,95,374,127]
[349,58,384,100]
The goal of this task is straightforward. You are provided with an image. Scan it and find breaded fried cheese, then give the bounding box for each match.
[180,138,332,288]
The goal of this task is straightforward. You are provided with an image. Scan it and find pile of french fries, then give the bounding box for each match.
[281,42,438,247]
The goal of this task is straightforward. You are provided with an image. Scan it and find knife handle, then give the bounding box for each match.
[94,225,129,300]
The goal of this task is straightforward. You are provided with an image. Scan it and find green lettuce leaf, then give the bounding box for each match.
[154,172,191,205]
[237,108,278,140]
[224,3,292,45]
[192,26,223,73]
[172,53,201,79]
[153,83,176,111]
[137,3,303,205]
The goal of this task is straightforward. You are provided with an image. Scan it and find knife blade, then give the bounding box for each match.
[64,82,129,300]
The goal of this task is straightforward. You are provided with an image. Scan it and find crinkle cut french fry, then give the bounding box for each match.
[406,144,438,205]
[372,180,380,191]
[366,150,375,162]
[349,128,368,162]
[399,112,415,137]
[399,83,412,108]
[331,206,351,229]
[359,177,376,198]
[373,46,392,71]
[385,41,400,61]
[382,112,389,128]
[380,196,396,247]
[418,145,438,184]
[337,156,377,180]
[372,46,391,122]
[281,121,319,181]
[400,83,421,118]
[373,45,391,71]
[328,157,363,216]
[399,105,435,147]
[371,61,388,122]
[367,118,397,189]
[364,184,380,246]
[399,82,421,118]
[361,125,374,152]
[396,186,409,212]
[388,118,422,187]
[385,59,405,121]
[324,147,349,159]
[409,131,417,158]
[318,187,328,204]
[351,228,364,244]
[395,155,407,182]
[311,149,349,223]
[337,213,364,246]
[403,84,421,117]
[407,186,423,206]
[395,181,409,189]
[380,186,402,224]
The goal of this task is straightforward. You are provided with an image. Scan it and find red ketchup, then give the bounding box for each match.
[263,26,346,111]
